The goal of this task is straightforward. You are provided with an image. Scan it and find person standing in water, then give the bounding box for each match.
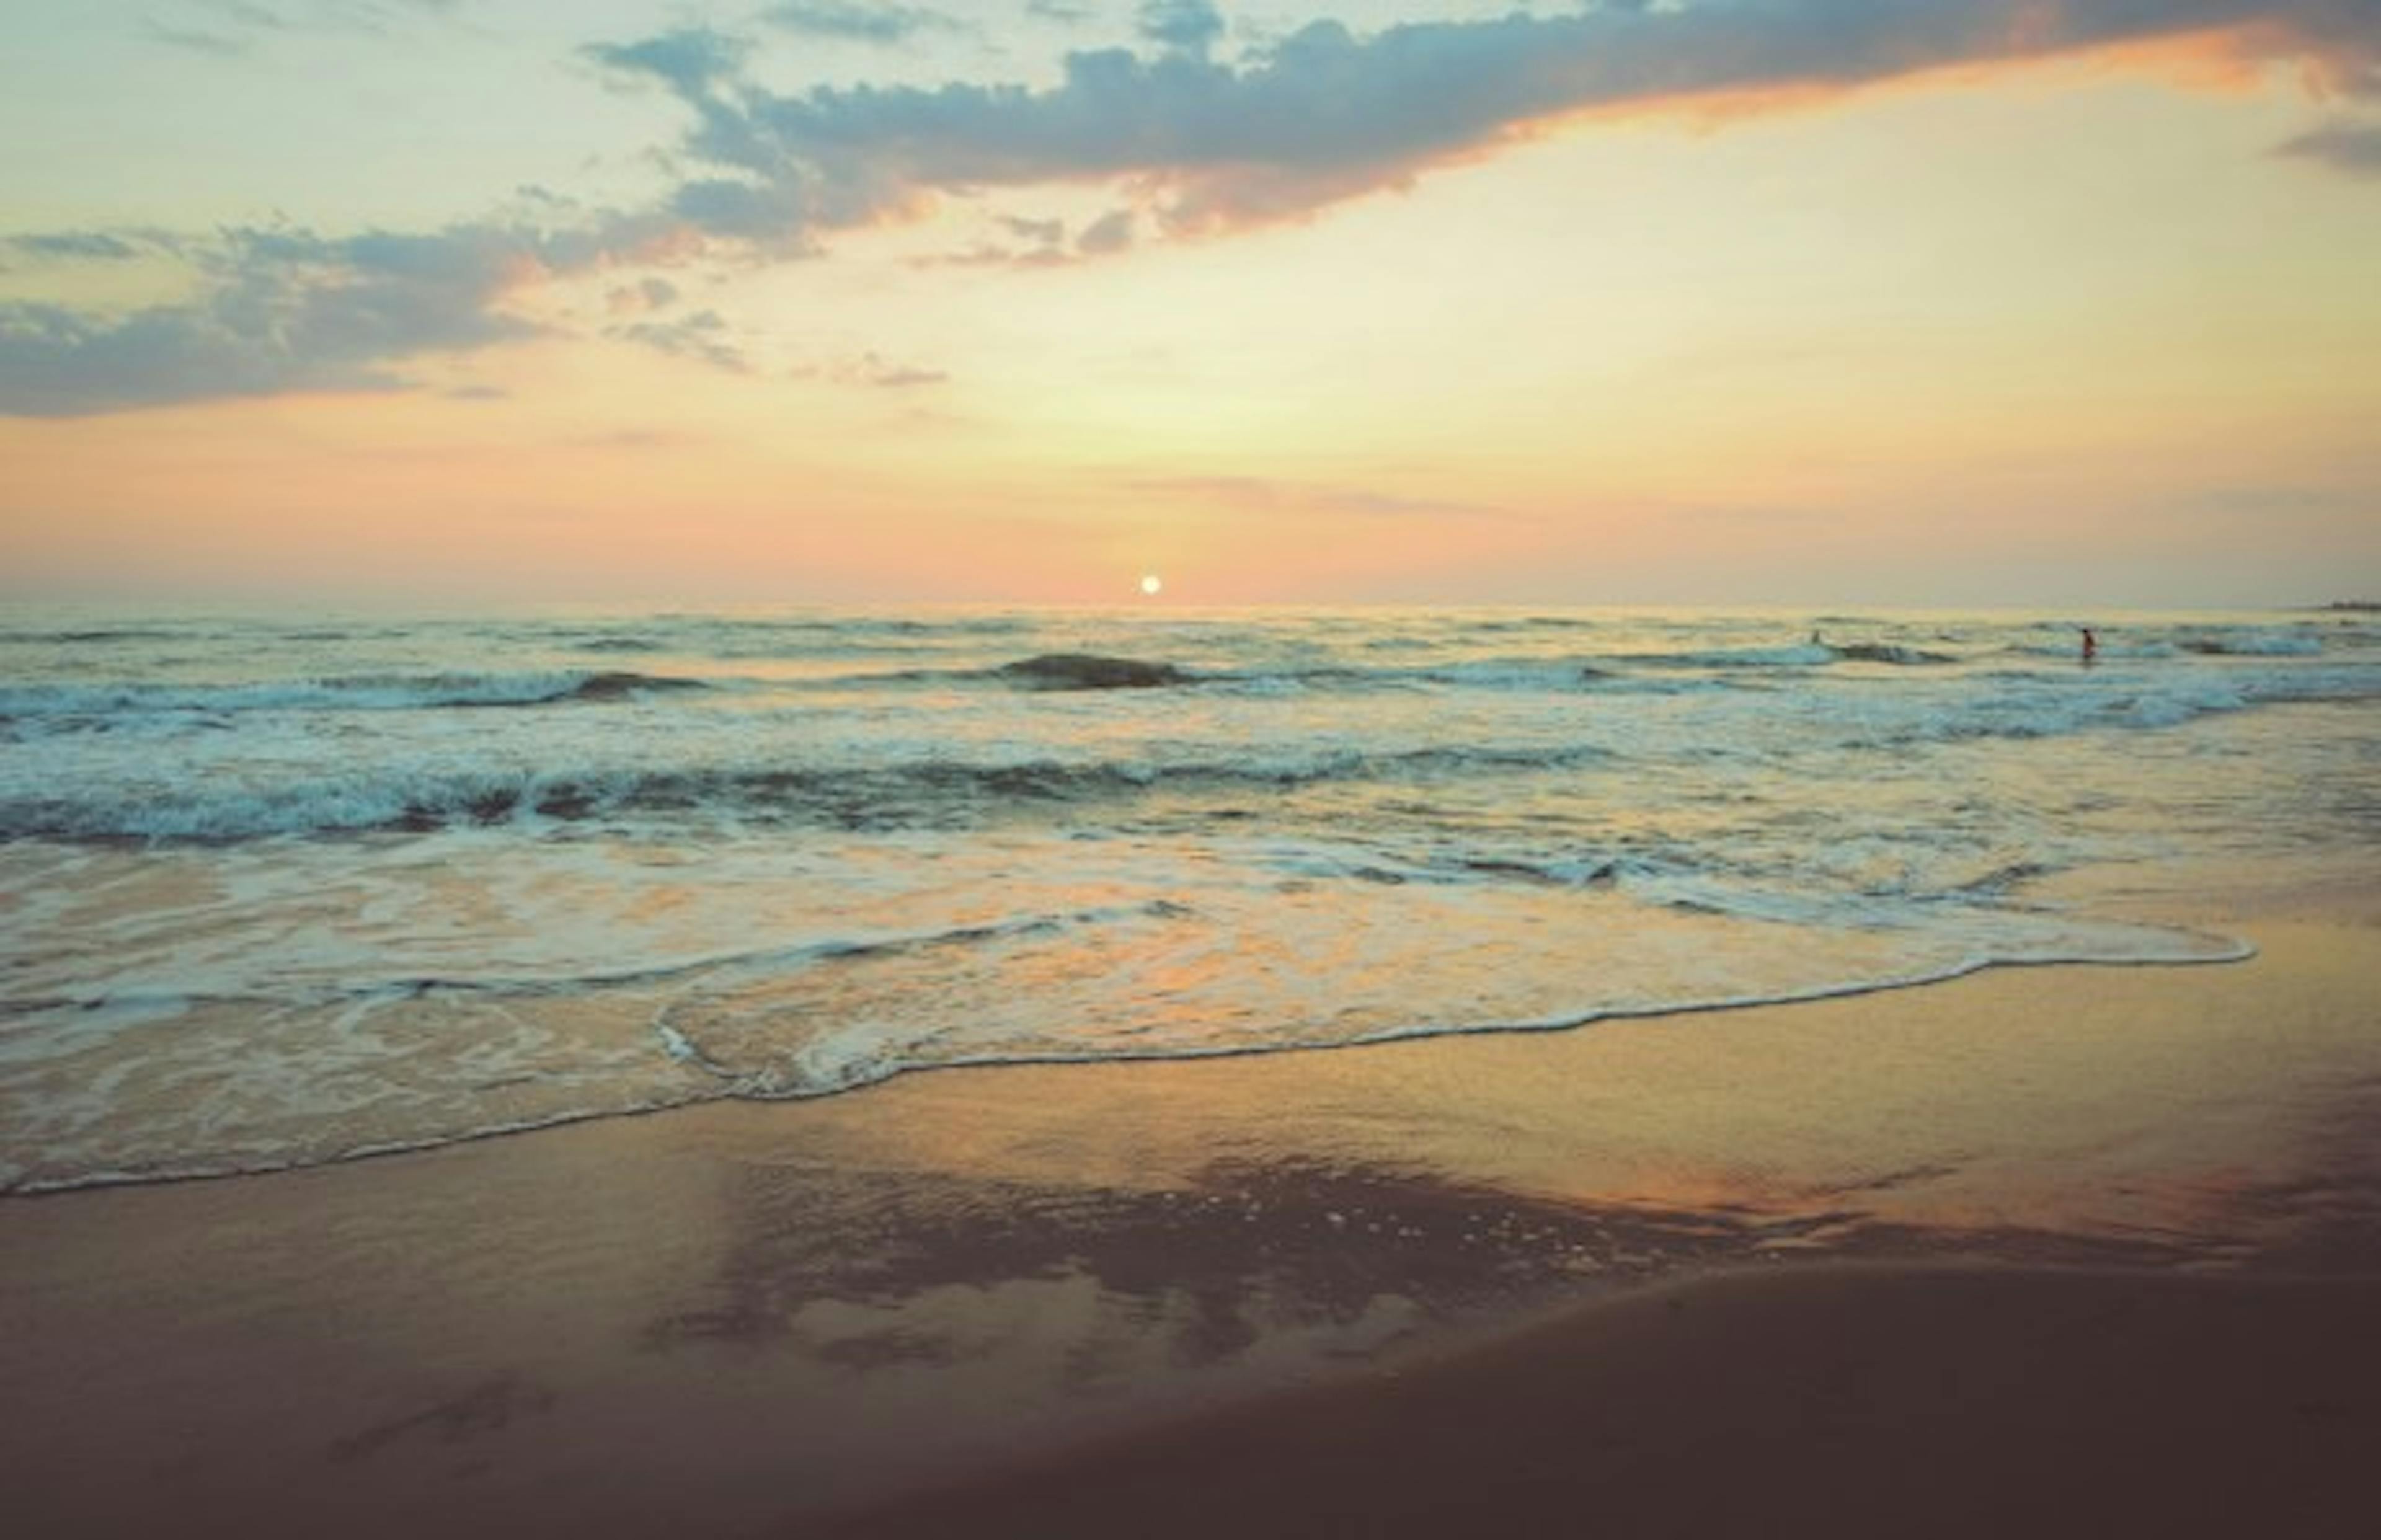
[2080,627,2098,664]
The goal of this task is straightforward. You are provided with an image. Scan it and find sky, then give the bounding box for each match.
[2,0,2378,608]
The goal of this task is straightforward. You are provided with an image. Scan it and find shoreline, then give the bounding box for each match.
[0,908,2263,1202]
[4,881,2376,1537]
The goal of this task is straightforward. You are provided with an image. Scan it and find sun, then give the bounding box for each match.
[1139,573,1163,597]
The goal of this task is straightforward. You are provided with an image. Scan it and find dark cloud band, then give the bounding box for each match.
[631,0,2380,237]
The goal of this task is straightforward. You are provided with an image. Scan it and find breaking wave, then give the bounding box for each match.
[0,670,707,724]
[0,740,1624,841]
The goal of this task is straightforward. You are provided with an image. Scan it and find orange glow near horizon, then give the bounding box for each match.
[2,7,2376,609]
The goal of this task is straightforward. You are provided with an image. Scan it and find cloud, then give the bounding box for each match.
[0,172,715,414]
[606,276,683,314]
[913,207,1138,268]
[867,364,947,387]
[610,308,750,372]
[618,1,2381,242]
[954,212,1076,265]
[2273,117,2381,176]
[829,351,947,387]
[584,26,755,97]
[144,1,464,55]
[1075,207,1137,255]
[1137,1,1225,56]
[789,352,948,386]
[761,2,959,45]
[919,241,1068,268]
[144,20,253,57]
[1003,214,1066,246]
[5,231,162,262]
[0,298,390,416]
[207,1,291,27]
[0,221,567,416]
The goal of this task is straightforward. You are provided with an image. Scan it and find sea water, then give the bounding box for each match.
[3,606,2376,1192]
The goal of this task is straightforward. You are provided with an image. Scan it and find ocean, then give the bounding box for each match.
[4,605,2376,1193]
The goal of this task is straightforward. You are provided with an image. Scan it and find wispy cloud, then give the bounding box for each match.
[144,20,254,58]
[2273,116,2381,177]
[606,276,682,315]
[761,2,960,46]
[583,26,754,97]
[609,308,750,373]
[1137,0,1225,56]
[818,351,949,388]
[144,0,464,56]
[5,231,171,262]
[916,207,1138,268]
[864,364,947,387]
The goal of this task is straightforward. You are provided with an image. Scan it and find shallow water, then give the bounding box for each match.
[3,604,2375,1190]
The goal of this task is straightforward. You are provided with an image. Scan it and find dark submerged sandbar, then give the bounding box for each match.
[998,653,1192,689]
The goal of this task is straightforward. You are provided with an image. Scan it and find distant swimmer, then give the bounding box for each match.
[2080,627,2098,665]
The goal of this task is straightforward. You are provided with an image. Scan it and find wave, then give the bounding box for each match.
[0,740,1621,841]
[5,898,1198,1026]
[1829,642,1954,665]
[802,631,2375,699]
[1627,640,1960,670]
[535,613,1046,663]
[1,901,2254,1197]
[825,654,1492,694]
[0,627,187,645]
[2176,632,2325,657]
[0,670,707,722]
[561,671,708,702]
[834,655,1740,697]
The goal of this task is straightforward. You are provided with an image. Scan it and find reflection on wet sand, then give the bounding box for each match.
[642,1147,2197,1395]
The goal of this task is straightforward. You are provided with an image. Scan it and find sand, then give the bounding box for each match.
[2,872,2377,1538]
[812,1263,2381,1540]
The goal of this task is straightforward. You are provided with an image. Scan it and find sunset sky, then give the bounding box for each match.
[4,1,2377,607]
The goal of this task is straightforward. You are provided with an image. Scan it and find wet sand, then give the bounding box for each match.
[3,876,2377,1538]
[815,1263,2381,1540]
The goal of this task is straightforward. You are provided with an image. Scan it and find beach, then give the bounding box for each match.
[7,0,2380,1523]
[819,1265,2381,1540]
[6,868,2376,1538]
